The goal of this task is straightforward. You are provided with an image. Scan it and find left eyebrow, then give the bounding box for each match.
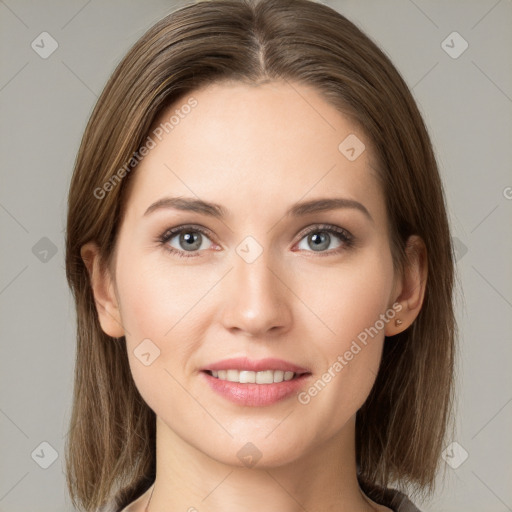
[286,197,373,223]
[143,196,373,223]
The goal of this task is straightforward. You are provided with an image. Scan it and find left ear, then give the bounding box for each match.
[385,235,428,336]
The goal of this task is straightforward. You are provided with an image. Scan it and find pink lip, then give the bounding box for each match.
[201,357,310,374]
[201,372,311,407]
[200,357,312,407]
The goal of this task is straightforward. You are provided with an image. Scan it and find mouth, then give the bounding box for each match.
[202,369,309,384]
[201,369,312,406]
[200,357,312,406]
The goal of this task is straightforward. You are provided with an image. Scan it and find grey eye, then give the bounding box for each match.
[297,230,343,252]
[168,230,212,252]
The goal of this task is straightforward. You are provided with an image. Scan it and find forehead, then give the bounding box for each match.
[121,80,385,227]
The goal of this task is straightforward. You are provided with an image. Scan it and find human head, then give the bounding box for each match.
[65,1,456,510]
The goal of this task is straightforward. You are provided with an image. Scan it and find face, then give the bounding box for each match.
[98,80,404,468]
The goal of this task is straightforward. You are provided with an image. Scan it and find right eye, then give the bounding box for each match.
[158,225,216,258]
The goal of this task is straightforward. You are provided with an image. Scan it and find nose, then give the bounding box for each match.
[219,249,293,338]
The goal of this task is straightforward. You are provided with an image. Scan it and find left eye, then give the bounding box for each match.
[296,226,352,253]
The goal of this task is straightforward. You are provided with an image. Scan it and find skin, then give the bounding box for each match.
[82,80,427,512]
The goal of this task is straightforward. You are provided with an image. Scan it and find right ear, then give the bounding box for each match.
[80,242,125,338]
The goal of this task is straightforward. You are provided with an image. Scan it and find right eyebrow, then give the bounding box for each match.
[144,197,227,219]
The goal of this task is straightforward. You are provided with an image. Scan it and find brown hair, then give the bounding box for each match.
[65,0,458,510]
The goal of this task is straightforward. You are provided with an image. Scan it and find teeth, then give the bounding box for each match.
[210,369,296,384]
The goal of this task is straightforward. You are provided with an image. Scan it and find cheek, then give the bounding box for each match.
[116,251,215,338]
[114,253,218,405]
[293,249,394,427]
[117,266,172,340]
[293,246,394,346]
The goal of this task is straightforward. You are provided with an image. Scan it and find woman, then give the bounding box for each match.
[64,0,457,511]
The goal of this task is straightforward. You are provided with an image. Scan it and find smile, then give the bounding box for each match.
[205,369,297,384]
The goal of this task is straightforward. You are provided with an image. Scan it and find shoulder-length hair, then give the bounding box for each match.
[65,0,457,510]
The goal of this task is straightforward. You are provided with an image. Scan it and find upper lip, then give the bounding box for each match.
[202,357,310,374]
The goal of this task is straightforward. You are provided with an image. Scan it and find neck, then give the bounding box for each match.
[144,415,381,512]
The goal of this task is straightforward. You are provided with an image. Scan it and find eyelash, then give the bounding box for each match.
[157,223,355,259]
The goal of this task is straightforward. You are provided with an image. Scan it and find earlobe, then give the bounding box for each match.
[385,235,428,337]
[80,242,125,338]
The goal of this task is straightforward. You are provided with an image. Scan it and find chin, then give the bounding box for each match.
[202,433,312,470]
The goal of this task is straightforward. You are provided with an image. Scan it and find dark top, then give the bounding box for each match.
[378,488,422,511]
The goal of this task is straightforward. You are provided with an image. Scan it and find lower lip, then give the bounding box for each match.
[201,371,311,407]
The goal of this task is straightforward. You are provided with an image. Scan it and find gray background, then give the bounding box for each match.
[0,0,511,511]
